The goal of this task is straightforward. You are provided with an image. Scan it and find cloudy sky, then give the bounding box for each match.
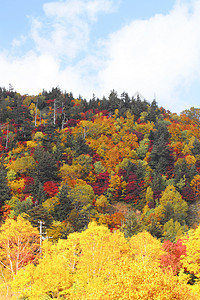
[0,0,200,114]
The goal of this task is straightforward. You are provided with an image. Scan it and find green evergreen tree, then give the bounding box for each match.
[33,147,58,183]
[146,216,163,239]
[73,135,90,156]
[192,137,200,156]
[146,99,161,123]
[149,135,174,174]
[108,89,121,113]
[0,164,11,218]
[151,173,166,193]
[12,197,33,216]
[53,184,72,221]
[32,178,47,205]
[26,205,53,229]
[130,94,149,120]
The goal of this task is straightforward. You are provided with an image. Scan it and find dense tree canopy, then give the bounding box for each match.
[1,87,200,298]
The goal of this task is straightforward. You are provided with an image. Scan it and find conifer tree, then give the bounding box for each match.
[26,205,53,229]
[53,184,72,221]
[73,135,90,156]
[149,135,174,174]
[0,164,11,219]
[33,147,58,183]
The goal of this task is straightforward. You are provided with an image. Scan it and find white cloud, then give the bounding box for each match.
[97,0,200,112]
[0,0,116,96]
[0,52,59,93]
[1,0,200,113]
[43,0,115,20]
[12,35,26,48]
[29,0,116,60]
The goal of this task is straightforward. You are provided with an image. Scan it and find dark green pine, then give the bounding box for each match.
[0,164,11,216]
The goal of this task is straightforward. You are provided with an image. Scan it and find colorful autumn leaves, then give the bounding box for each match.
[0,219,198,300]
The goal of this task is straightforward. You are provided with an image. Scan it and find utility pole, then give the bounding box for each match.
[38,221,52,254]
[38,220,45,254]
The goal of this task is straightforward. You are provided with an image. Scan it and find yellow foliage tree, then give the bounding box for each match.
[42,196,60,213]
[190,174,200,200]
[129,231,164,264]
[12,143,25,154]
[69,222,129,290]
[145,186,154,203]
[154,185,188,225]
[11,239,74,299]
[95,195,110,213]
[8,178,25,196]
[26,140,37,149]
[59,163,82,187]
[181,224,200,281]
[10,223,198,300]
[185,154,196,165]
[8,156,36,175]
[75,256,196,300]
[163,219,185,242]
[0,216,39,278]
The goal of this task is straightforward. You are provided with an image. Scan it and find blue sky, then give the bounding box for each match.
[0,0,199,114]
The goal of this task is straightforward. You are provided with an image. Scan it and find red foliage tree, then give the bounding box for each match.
[43,181,59,197]
[181,185,196,203]
[196,160,200,173]
[123,181,141,204]
[66,119,77,127]
[92,172,109,195]
[161,239,186,275]
[22,176,34,194]
[122,172,141,204]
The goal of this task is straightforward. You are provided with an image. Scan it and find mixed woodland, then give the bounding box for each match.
[1,86,200,298]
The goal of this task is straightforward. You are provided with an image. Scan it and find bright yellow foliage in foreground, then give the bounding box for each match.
[7,222,198,300]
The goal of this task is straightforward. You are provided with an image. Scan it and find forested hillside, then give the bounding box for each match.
[1,86,200,299]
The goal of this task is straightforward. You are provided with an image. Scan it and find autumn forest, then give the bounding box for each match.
[1,86,200,299]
